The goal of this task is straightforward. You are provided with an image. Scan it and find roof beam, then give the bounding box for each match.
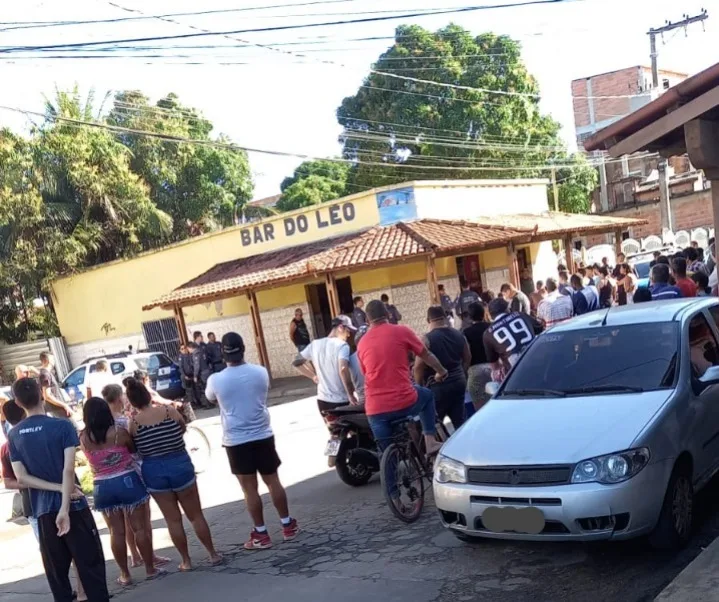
[607,85,719,158]
[685,118,719,179]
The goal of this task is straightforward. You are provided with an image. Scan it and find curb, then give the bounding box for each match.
[655,536,719,601]
[268,387,315,400]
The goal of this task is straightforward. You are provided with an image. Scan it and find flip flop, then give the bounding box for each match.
[178,563,193,572]
[154,555,171,566]
[146,568,168,580]
[209,554,224,567]
[116,576,132,587]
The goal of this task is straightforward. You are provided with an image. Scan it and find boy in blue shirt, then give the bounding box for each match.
[9,378,109,602]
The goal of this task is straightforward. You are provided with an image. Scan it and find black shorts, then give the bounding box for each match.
[317,399,347,415]
[225,436,281,476]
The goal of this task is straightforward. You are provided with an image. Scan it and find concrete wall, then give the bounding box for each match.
[584,189,713,247]
[414,181,549,218]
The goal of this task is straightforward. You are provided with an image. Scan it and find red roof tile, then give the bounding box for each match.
[143,213,647,311]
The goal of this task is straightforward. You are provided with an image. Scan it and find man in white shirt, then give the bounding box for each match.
[85,360,118,400]
[294,315,357,415]
[205,332,299,551]
[537,278,574,329]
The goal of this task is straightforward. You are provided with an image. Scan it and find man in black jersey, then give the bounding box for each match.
[483,298,537,381]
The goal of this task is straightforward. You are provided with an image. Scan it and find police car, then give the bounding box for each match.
[62,351,184,405]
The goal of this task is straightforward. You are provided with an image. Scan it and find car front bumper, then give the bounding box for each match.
[433,459,673,541]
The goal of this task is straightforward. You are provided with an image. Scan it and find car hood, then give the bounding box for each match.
[442,390,672,466]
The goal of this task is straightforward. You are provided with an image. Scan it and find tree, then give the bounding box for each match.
[553,154,599,214]
[107,91,253,239]
[277,160,349,212]
[335,24,587,209]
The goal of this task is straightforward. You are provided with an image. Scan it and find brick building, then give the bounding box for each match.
[572,66,687,147]
[572,66,712,247]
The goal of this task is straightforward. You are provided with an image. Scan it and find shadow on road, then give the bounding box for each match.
[4,466,719,601]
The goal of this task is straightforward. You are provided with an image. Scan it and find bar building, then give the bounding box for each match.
[51,179,644,379]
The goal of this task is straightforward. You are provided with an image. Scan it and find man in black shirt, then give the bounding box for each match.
[463,303,493,410]
[380,294,402,325]
[414,306,470,430]
[455,279,480,330]
[191,332,212,408]
[351,297,367,329]
[289,308,311,352]
[483,298,537,381]
[205,332,225,373]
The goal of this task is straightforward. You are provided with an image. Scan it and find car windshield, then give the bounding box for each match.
[632,261,651,279]
[501,322,679,396]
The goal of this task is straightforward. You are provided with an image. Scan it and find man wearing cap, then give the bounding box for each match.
[205,332,299,550]
[295,315,356,416]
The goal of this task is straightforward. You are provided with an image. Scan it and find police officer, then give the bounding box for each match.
[205,332,225,374]
[179,344,196,406]
[191,331,212,408]
[455,278,480,330]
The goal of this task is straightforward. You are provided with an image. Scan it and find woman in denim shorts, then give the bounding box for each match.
[80,398,163,586]
[126,378,222,571]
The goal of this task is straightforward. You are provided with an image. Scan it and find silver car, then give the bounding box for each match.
[434,298,719,549]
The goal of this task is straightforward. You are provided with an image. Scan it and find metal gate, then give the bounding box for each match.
[141,318,181,361]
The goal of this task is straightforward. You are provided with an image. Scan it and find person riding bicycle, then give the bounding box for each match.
[357,300,448,456]
[483,298,538,383]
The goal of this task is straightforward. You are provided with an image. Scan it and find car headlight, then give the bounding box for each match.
[571,448,650,485]
[434,455,467,484]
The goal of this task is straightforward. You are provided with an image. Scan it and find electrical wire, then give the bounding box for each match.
[0,0,584,55]
[0,103,645,174]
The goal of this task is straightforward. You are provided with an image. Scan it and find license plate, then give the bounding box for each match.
[324,439,341,456]
[156,380,170,391]
[482,506,545,535]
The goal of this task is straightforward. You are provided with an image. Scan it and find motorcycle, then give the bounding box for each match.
[323,404,379,487]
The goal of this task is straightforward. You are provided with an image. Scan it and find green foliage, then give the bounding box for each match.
[0,87,254,343]
[554,154,599,214]
[107,92,253,240]
[277,160,349,212]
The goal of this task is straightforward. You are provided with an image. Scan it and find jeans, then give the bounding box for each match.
[432,379,466,430]
[367,385,437,450]
[141,451,196,493]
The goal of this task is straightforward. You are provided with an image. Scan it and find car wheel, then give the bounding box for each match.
[452,530,483,544]
[648,463,693,550]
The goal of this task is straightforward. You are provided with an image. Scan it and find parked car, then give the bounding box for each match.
[434,298,719,549]
[62,351,184,405]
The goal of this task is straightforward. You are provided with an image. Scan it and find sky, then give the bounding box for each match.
[0,0,716,199]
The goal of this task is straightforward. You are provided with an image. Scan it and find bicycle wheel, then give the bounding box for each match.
[184,425,211,474]
[379,443,425,523]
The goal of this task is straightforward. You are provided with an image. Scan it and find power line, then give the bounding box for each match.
[0,0,583,55]
[0,103,642,174]
[0,0,362,32]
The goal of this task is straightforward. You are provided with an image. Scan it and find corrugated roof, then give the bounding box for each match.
[143,213,647,311]
[467,212,647,237]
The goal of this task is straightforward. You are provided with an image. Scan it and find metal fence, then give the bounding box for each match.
[141,318,181,361]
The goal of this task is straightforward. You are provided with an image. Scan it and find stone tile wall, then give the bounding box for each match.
[256,301,313,379]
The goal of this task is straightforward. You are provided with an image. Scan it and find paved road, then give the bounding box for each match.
[3,396,719,602]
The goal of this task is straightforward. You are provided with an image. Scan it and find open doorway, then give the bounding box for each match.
[306,276,354,338]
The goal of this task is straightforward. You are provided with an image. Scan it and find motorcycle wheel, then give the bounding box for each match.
[335,438,373,487]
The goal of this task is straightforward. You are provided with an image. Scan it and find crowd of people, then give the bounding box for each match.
[0,335,298,601]
[2,240,718,601]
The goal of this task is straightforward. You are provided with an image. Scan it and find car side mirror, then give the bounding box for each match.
[485,382,500,397]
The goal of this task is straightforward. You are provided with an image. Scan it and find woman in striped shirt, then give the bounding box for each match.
[126,378,221,571]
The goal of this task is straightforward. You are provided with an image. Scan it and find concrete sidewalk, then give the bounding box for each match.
[656,537,719,601]
[267,376,315,405]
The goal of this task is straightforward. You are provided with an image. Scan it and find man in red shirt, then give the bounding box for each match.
[672,257,697,298]
[357,300,448,456]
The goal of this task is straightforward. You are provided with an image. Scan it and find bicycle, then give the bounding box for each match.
[178,402,212,474]
[379,416,449,523]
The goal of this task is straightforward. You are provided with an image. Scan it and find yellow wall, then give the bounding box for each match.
[53,192,379,344]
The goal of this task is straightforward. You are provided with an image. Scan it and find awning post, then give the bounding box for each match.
[325,273,341,317]
[247,290,272,379]
[564,235,574,273]
[426,255,440,305]
[614,229,623,260]
[507,243,520,287]
[173,305,189,347]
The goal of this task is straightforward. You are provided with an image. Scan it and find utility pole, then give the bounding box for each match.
[551,167,559,211]
[647,10,709,236]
